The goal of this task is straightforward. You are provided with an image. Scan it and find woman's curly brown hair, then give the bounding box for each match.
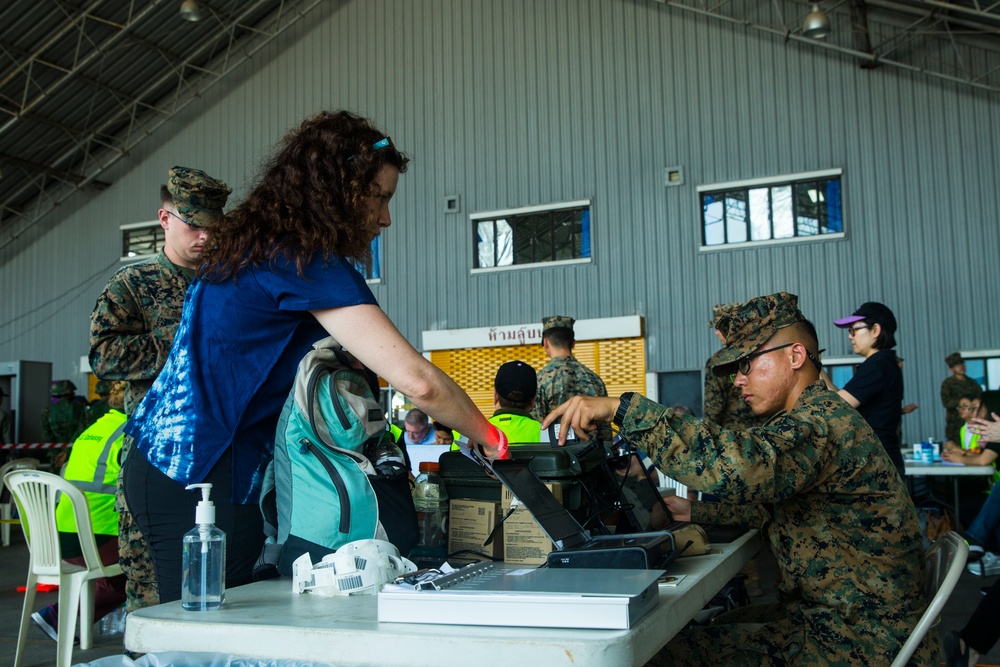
[200,110,409,280]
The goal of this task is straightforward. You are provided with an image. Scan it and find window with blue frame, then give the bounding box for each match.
[699,170,843,249]
[472,200,592,271]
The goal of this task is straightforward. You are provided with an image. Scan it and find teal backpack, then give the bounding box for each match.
[255,336,418,578]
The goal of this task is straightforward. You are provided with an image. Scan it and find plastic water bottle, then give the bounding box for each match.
[369,437,407,478]
[95,605,126,636]
[410,461,449,560]
[181,483,226,611]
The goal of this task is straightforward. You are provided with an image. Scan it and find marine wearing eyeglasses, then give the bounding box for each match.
[544,292,934,665]
[89,165,231,619]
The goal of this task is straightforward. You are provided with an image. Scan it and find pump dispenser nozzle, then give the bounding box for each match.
[186,483,216,526]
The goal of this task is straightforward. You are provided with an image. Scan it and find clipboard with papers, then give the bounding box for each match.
[377,561,661,629]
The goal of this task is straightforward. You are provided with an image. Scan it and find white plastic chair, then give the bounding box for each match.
[5,469,124,667]
[0,457,40,546]
[889,530,968,667]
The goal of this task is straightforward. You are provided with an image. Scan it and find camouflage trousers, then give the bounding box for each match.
[117,435,159,612]
[119,509,159,612]
[646,602,940,666]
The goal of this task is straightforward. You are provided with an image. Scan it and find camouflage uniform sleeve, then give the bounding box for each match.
[691,498,770,528]
[593,371,608,397]
[90,276,167,381]
[41,406,53,441]
[1,411,13,443]
[940,377,959,410]
[621,393,833,506]
[703,364,725,424]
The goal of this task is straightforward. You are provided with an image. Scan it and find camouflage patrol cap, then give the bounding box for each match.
[542,315,575,333]
[167,166,232,228]
[50,380,77,396]
[711,292,805,377]
[946,352,964,368]
[94,380,112,395]
[709,302,742,330]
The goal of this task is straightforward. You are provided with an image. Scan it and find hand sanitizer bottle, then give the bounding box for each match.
[182,483,226,611]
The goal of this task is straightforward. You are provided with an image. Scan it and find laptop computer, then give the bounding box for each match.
[491,458,676,570]
[604,452,748,544]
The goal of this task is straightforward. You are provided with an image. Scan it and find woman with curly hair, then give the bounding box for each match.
[124,110,502,602]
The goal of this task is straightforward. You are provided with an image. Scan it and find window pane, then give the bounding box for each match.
[772,185,794,238]
[725,191,748,243]
[748,188,771,241]
[359,236,381,280]
[824,179,843,233]
[123,225,164,257]
[495,219,514,266]
[831,365,856,388]
[472,204,591,270]
[477,221,496,268]
[987,359,1000,390]
[512,216,537,265]
[795,181,820,237]
[552,208,582,261]
[703,194,725,246]
[966,360,986,388]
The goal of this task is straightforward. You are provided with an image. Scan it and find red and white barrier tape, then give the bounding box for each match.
[0,442,72,449]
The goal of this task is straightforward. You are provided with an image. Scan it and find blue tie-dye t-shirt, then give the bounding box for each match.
[126,251,377,504]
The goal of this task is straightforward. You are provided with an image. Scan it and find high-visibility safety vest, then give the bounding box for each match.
[488,409,542,445]
[55,409,126,536]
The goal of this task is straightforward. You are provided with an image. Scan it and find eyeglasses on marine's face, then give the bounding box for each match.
[736,343,794,376]
[168,210,207,231]
[847,324,870,337]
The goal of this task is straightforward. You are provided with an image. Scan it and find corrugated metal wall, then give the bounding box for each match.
[1,0,998,445]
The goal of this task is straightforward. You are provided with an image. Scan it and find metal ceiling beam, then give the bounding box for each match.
[0,0,168,137]
[650,0,1000,93]
[0,0,327,254]
[0,149,109,190]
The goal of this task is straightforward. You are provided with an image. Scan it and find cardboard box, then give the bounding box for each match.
[502,505,555,565]
[448,499,503,560]
[501,482,564,566]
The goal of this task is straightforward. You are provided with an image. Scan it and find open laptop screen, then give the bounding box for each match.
[491,459,590,549]
[607,454,674,532]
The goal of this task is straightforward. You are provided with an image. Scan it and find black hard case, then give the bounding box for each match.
[438,443,612,517]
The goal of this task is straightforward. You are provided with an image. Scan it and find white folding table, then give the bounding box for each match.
[126,530,760,667]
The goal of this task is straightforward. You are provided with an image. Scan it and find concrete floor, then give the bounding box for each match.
[0,527,996,666]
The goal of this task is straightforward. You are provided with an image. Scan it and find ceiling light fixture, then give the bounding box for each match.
[803,4,831,39]
[180,0,203,22]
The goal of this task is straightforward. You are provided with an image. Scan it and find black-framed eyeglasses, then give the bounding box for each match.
[168,210,207,231]
[847,324,870,336]
[736,343,794,376]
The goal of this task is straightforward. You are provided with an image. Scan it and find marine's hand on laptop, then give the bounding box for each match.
[664,495,691,522]
[541,396,618,445]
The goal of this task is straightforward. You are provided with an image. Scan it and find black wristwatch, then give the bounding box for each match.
[614,392,635,427]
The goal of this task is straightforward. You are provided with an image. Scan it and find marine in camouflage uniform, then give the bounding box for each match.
[86,379,114,424]
[552,293,936,665]
[90,166,230,613]
[0,386,14,444]
[530,315,608,424]
[41,380,89,443]
[941,352,982,444]
[703,302,757,431]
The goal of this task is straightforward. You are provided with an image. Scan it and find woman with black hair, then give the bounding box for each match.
[822,302,905,477]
